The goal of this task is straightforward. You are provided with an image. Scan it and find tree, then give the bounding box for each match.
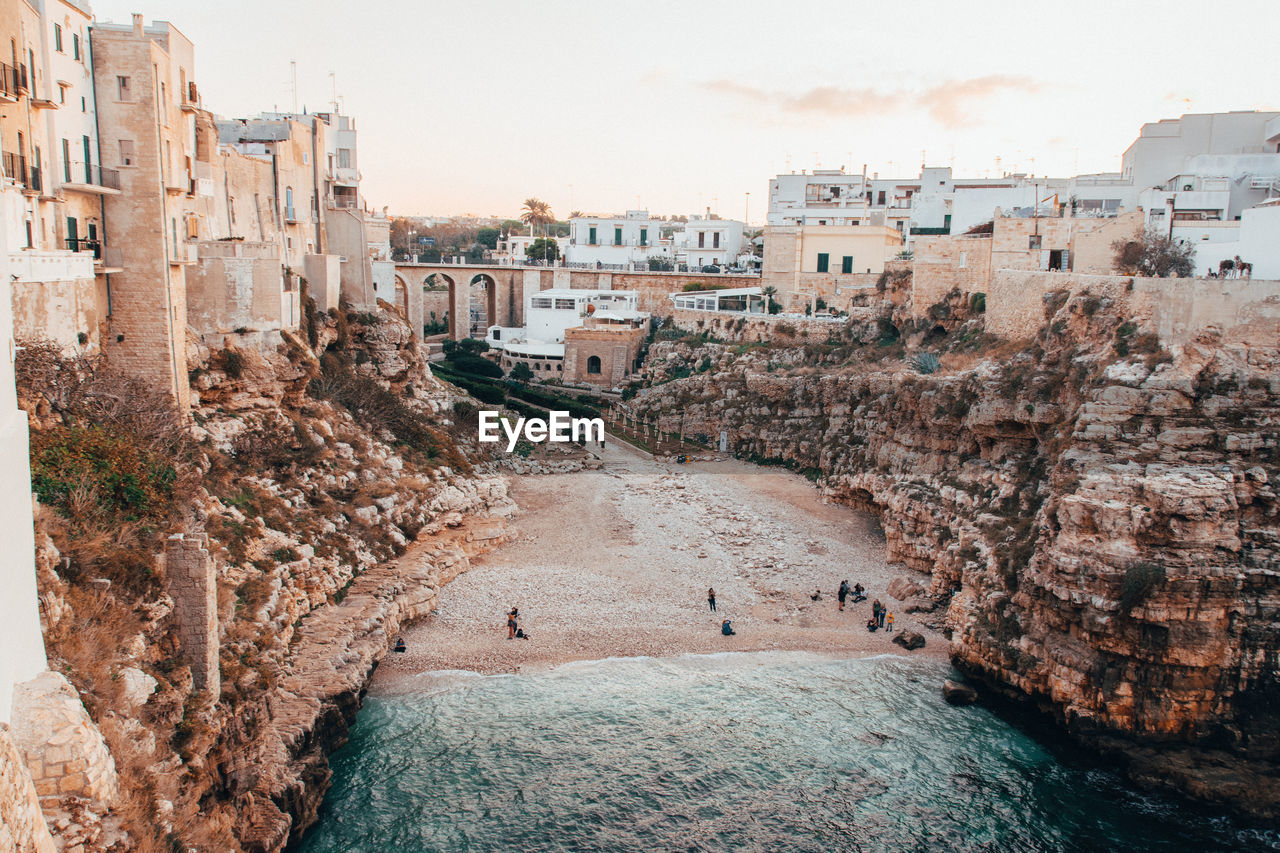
[1113,228,1195,278]
[525,237,560,262]
[761,286,780,314]
[509,362,534,382]
[520,198,555,238]
[476,227,501,249]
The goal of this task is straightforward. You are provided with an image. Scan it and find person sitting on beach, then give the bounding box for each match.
[721,619,736,636]
[393,637,407,653]
[866,618,879,632]
[852,583,866,602]
[515,627,530,640]
[507,608,519,640]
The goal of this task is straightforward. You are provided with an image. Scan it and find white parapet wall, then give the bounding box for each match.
[0,187,48,725]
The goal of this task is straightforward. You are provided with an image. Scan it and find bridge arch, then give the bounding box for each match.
[467,273,499,340]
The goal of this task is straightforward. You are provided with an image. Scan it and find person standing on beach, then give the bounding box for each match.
[708,588,717,612]
[887,612,895,632]
[507,607,519,639]
[872,599,883,627]
[838,580,850,611]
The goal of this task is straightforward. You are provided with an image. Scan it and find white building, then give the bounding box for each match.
[766,167,1112,243]
[566,210,669,267]
[669,286,764,313]
[675,216,744,269]
[486,288,643,351]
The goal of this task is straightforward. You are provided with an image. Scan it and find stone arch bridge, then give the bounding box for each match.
[390,263,760,340]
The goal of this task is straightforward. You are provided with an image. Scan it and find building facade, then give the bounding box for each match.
[566,210,669,267]
[675,215,744,269]
[489,288,648,386]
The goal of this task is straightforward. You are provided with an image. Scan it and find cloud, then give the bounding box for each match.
[696,74,1044,129]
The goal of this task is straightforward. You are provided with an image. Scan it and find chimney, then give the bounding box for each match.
[132,13,144,35]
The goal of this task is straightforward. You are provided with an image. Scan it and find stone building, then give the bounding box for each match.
[2,0,113,353]
[761,222,902,309]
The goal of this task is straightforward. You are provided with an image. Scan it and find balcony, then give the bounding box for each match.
[62,162,122,195]
[0,62,20,101]
[25,166,42,195]
[9,248,95,283]
[3,151,27,186]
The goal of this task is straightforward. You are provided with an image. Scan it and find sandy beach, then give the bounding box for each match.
[374,441,946,690]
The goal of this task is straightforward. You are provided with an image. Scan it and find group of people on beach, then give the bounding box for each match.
[835,579,893,631]
[507,607,530,640]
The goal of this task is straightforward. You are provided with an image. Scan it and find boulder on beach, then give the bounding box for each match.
[943,679,979,705]
[892,630,926,650]
[887,576,925,601]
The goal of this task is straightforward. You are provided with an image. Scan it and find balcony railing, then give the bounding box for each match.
[3,152,27,185]
[0,62,22,99]
[65,237,104,258]
[63,162,121,191]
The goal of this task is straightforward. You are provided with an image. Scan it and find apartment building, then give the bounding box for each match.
[675,215,745,269]
[566,210,670,267]
[2,0,113,352]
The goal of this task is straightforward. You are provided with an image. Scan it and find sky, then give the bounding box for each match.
[91,0,1277,223]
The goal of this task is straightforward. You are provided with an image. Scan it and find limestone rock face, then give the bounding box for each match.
[633,291,1280,818]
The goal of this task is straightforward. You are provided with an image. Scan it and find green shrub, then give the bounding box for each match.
[1119,562,1165,611]
[223,349,246,379]
[31,425,177,523]
[446,351,504,379]
[509,362,535,382]
[458,338,490,353]
[912,353,941,374]
[970,292,986,313]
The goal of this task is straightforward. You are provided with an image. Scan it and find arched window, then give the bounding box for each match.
[587,355,602,375]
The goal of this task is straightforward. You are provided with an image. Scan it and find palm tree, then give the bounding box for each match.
[520,198,554,238]
[761,285,778,314]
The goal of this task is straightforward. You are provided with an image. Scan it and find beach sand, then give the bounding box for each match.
[374,440,946,690]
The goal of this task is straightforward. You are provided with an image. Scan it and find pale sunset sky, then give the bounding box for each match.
[92,0,1277,223]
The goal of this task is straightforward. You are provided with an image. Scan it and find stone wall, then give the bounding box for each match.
[912,234,993,313]
[165,534,220,694]
[984,269,1280,347]
[0,724,55,853]
[562,324,645,385]
[186,242,286,337]
[10,672,118,806]
[669,308,851,343]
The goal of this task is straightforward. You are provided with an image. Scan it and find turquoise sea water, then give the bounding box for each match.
[299,653,1276,853]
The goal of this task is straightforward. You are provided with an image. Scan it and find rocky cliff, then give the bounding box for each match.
[16,300,519,851]
[632,285,1280,818]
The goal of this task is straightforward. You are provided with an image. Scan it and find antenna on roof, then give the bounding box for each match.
[291,60,298,114]
[330,71,338,114]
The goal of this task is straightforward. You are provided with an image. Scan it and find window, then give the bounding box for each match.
[118,139,134,166]
[554,298,576,309]
[841,255,853,274]
[54,25,63,52]
[587,356,602,375]
[640,227,647,246]
[1028,235,1042,250]
[61,139,70,182]
[959,252,967,270]
[72,34,80,60]
[338,148,351,168]
[160,83,167,121]
[531,297,553,308]
[588,226,597,245]
[877,190,886,205]
[713,232,720,249]
[117,76,131,100]
[614,226,622,246]
[698,231,705,248]
[229,197,236,224]
[285,186,294,219]
[816,253,829,273]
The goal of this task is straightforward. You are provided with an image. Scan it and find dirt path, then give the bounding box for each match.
[375,442,944,690]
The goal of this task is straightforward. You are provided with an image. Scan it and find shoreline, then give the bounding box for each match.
[375,441,947,692]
